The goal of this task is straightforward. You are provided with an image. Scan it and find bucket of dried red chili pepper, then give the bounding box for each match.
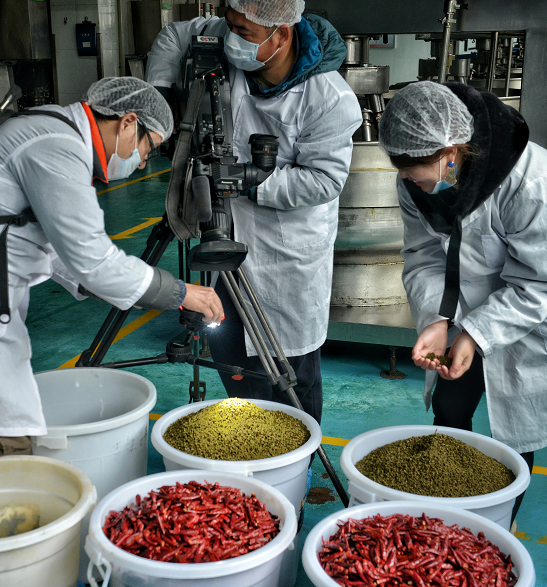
[302,501,535,587]
[340,425,531,531]
[151,399,322,587]
[84,470,297,587]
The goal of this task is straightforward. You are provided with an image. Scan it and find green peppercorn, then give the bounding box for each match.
[355,433,516,497]
[425,353,453,368]
[163,398,311,460]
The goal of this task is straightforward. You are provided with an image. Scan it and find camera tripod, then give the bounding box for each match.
[76,214,350,507]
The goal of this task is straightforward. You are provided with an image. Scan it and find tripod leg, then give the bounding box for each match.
[219,270,350,507]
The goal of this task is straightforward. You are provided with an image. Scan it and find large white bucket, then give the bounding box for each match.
[340,425,531,531]
[301,501,535,587]
[32,367,157,583]
[0,455,97,587]
[150,399,323,587]
[85,470,297,587]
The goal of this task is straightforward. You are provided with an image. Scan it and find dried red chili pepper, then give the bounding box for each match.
[103,481,280,563]
[318,513,518,587]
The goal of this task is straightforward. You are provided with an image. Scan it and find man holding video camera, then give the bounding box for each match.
[146,0,362,424]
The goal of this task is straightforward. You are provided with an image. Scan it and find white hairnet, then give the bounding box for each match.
[379,81,474,157]
[84,77,173,141]
[227,0,305,27]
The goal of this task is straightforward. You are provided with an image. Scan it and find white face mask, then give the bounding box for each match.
[107,121,142,181]
[224,27,280,72]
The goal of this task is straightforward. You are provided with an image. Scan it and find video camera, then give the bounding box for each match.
[165,34,279,273]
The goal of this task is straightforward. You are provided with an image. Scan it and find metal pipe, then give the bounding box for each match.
[117,0,125,76]
[486,31,499,92]
[438,0,458,83]
[504,37,514,97]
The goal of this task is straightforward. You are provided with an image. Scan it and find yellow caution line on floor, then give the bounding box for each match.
[110,217,163,240]
[96,168,171,195]
[58,309,162,369]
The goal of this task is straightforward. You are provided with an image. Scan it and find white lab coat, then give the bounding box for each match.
[0,103,153,436]
[147,17,362,356]
[399,141,547,453]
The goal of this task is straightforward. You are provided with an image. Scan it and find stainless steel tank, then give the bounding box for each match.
[331,142,407,307]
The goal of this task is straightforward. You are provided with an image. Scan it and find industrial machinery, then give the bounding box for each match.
[0,0,54,110]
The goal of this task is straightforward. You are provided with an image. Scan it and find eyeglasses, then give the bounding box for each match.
[140,124,159,160]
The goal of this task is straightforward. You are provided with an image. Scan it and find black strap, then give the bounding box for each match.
[0,207,37,323]
[6,109,83,138]
[438,214,463,320]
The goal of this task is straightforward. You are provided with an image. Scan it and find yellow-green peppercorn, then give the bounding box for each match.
[425,352,453,368]
[163,398,311,460]
[355,433,516,497]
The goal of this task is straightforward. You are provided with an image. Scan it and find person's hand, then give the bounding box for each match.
[181,284,224,325]
[437,331,476,381]
[412,320,449,370]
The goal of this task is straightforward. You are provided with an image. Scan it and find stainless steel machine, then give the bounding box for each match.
[0,0,54,110]
[311,0,543,357]
[330,34,414,355]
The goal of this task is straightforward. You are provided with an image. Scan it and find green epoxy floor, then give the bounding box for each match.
[26,156,547,586]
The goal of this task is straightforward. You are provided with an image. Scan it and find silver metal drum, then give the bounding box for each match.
[331,142,407,307]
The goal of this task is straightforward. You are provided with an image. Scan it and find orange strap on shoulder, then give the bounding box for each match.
[81,102,108,183]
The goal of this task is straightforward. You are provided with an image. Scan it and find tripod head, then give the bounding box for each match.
[165,34,279,272]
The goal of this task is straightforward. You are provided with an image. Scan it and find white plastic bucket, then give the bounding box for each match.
[151,399,323,587]
[32,367,157,583]
[302,501,535,587]
[85,469,297,587]
[0,455,97,587]
[340,425,531,531]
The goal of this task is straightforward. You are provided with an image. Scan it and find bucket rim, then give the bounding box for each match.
[150,399,322,472]
[0,455,97,552]
[86,469,297,579]
[301,500,535,587]
[33,367,157,438]
[340,424,531,505]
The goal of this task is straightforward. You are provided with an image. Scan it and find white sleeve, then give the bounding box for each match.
[398,177,450,333]
[145,16,226,89]
[257,82,362,210]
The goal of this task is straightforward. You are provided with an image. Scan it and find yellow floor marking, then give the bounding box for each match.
[321,436,349,447]
[537,536,547,544]
[533,465,547,475]
[515,531,530,541]
[58,310,162,369]
[109,217,163,240]
[96,168,171,195]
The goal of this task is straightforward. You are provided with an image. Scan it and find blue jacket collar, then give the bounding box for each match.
[245,14,347,98]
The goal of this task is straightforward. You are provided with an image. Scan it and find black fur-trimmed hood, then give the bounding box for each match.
[403,83,529,320]
[444,81,529,217]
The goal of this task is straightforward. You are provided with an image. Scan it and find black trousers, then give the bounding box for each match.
[432,351,534,523]
[207,277,323,425]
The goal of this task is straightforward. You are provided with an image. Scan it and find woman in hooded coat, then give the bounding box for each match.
[378,80,546,525]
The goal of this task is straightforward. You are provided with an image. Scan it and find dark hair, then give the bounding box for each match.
[389,144,479,170]
[90,108,146,140]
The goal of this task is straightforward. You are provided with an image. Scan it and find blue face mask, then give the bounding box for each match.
[107,121,142,181]
[224,27,280,72]
[430,158,458,194]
